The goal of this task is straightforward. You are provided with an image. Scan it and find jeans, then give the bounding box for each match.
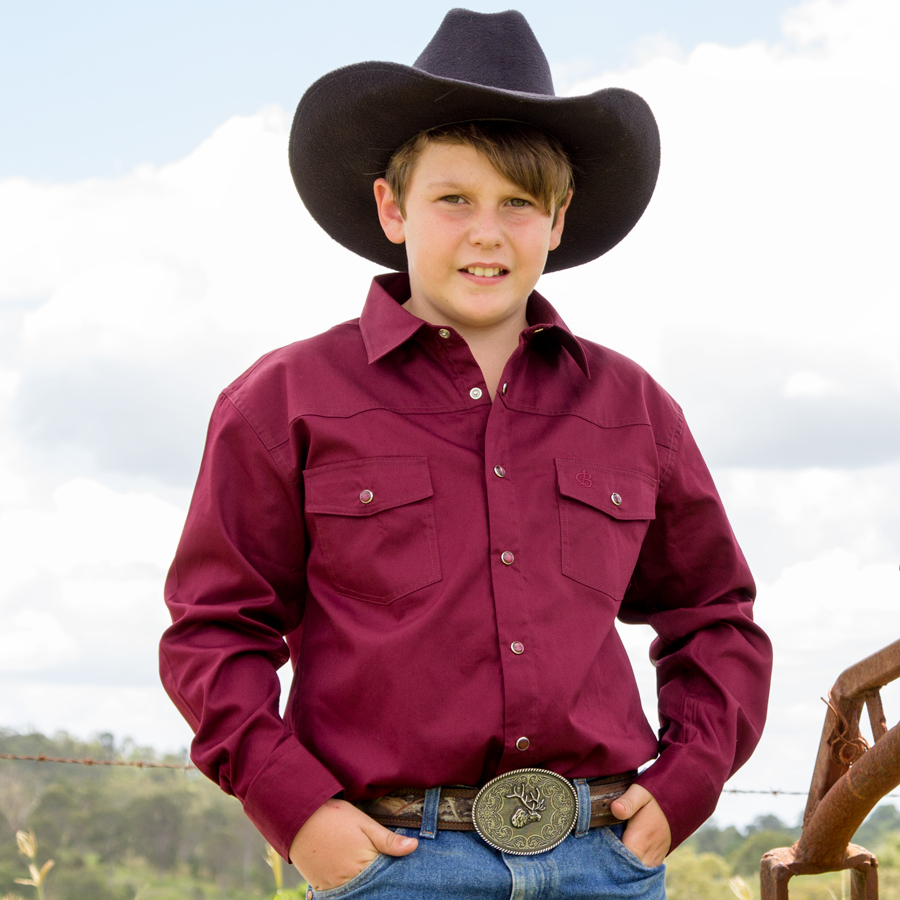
[310,784,666,899]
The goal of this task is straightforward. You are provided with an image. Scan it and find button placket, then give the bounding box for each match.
[484,389,533,772]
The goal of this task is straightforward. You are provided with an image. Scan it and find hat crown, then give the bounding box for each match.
[413,8,556,96]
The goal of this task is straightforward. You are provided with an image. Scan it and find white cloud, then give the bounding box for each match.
[782,370,840,398]
[0,479,184,690]
[550,0,899,388]
[2,106,378,489]
[0,610,79,672]
[782,0,900,67]
[545,0,900,483]
[0,478,184,586]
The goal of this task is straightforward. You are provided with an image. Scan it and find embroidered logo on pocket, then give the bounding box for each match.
[576,470,593,488]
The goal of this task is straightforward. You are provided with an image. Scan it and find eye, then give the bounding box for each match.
[507,197,532,208]
[441,195,466,204]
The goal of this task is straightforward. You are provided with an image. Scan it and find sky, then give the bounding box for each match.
[1,0,899,834]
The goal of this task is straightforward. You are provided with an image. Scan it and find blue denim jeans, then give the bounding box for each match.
[310,784,666,899]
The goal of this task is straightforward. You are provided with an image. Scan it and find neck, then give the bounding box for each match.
[460,323,521,398]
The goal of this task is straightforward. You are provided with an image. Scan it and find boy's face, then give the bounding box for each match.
[374,142,569,339]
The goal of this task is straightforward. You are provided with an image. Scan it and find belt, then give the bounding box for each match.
[355,769,635,855]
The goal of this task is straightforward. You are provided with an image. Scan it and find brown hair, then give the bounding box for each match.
[385,121,574,224]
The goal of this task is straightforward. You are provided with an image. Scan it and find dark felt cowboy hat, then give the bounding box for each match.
[289,8,660,273]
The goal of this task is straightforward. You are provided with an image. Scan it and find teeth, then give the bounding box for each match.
[466,267,505,277]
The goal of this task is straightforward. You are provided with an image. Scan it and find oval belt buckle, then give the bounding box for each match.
[472,768,578,855]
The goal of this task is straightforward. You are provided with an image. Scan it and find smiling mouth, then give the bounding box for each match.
[463,266,508,277]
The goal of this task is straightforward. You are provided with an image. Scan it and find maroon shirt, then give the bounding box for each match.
[160,273,772,857]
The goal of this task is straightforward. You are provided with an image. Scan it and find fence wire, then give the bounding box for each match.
[0,752,194,770]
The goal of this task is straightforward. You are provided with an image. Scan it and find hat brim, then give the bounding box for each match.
[290,62,660,272]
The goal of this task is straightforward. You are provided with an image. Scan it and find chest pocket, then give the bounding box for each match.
[303,457,441,604]
[555,459,658,600]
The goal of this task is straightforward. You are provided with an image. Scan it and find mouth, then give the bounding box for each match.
[461,266,508,278]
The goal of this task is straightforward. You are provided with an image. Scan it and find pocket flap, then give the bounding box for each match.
[304,457,434,517]
[555,459,657,521]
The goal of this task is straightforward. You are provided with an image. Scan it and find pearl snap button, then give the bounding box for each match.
[611,492,622,506]
[501,551,515,566]
[516,737,530,751]
[511,641,525,654]
[469,387,483,400]
[359,490,374,504]
[438,328,451,339]
[494,465,506,478]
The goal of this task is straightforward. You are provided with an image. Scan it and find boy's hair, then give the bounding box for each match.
[385,121,574,225]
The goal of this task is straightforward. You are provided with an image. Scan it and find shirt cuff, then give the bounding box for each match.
[633,747,720,851]
[241,737,345,861]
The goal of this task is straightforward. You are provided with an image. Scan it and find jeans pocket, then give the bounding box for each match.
[600,824,666,873]
[310,852,395,898]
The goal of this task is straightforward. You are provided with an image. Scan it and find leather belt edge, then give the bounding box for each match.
[355,771,635,832]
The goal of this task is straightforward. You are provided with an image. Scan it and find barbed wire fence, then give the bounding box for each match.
[0,752,195,771]
[1,753,898,799]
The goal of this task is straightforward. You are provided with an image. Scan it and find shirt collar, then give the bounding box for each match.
[360,273,590,378]
[524,288,591,378]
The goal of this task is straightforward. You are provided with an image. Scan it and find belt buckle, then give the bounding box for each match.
[472,768,578,855]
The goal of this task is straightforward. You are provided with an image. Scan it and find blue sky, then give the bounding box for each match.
[1,0,899,835]
[5,0,796,180]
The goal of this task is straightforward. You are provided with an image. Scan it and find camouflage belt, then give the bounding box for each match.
[355,769,634,856]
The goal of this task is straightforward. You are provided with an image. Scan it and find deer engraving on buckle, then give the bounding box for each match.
[471,768,578,855]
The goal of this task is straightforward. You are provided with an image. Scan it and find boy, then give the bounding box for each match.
[161,9,772,898]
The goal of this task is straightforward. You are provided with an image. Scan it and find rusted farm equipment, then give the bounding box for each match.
[760,638,900,899]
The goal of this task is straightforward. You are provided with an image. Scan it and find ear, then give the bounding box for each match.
[548,189,573,252]
[373,178,406,245]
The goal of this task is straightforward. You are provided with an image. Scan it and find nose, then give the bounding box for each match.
[468,207,504,248]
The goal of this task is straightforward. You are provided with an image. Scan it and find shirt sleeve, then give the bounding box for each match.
[159,392,343,859]
[620,411,773,850]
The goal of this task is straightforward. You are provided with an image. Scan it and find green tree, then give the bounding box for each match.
[728,829,798,877]
[126,795,183,874]
[855,803,900,849]
[689,821,745,857]
[665,844,734,899]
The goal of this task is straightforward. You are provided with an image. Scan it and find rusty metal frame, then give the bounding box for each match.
[760,638,900,899]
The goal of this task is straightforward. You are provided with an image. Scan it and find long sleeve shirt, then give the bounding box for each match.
[160,272,772,858]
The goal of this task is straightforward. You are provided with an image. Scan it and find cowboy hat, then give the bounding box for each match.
[289,8,660,272]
